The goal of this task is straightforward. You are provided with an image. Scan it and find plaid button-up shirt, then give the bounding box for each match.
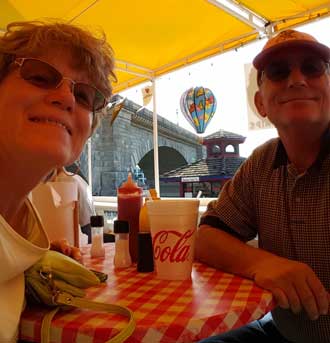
[200,132,330,343]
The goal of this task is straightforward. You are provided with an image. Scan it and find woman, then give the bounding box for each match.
[0,20,115,342]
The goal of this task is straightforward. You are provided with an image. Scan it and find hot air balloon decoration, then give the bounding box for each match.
[180,87,217,134]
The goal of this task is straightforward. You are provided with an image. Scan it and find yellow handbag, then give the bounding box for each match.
[25,250,135,343]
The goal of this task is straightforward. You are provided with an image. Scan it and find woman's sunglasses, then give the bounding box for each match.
[14,57,108,112]
[261,57,330,83]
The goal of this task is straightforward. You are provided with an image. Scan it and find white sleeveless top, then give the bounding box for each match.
[0,199,49,342]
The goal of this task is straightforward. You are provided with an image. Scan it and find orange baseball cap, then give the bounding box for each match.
[253,29,330,70]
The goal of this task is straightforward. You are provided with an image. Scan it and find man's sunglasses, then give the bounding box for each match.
[14,58,108,112]
[261,57,330,83]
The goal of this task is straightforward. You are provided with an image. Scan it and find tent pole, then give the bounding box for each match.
[152,78,160,195]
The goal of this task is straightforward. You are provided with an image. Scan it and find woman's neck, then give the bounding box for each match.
[0,162,49,234]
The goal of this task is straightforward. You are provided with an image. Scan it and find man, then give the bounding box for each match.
[196,29,330,343]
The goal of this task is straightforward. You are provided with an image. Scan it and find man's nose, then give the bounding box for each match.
[287,66,308,87]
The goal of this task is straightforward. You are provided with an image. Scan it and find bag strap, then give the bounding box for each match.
[41,291,136,343]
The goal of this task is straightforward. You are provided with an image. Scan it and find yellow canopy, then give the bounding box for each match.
[1,0,329,94]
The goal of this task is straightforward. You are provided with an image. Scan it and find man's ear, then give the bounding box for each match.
[254,91,267,118]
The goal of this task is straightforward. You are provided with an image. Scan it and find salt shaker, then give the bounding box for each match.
[113,220,132,268]
[90,215,105,258]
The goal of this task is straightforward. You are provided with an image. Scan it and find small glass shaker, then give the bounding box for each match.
[90,215,105,258]
[113,220,132,268]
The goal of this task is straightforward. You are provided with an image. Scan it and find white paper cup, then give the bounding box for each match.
[146,199,200,280]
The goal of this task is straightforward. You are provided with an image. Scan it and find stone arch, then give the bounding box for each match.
[86,100,202,195]
[138,146,187,187]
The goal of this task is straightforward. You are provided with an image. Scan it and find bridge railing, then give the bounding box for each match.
[93,196,212,231]
[93,196,258,247]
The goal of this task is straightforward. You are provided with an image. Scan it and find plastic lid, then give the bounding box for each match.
[90,215,104,227]
[114,220,130,233]
[146,199,199,215]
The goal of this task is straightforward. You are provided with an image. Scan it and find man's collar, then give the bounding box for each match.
[273,139,288,169]
[272,127,330,170]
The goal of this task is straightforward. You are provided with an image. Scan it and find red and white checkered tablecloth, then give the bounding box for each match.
[20,244,274,343]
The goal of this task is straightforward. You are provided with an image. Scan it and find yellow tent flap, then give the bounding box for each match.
[1,0,329,93]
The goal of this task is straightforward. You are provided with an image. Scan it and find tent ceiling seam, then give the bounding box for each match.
[272,4,330,23]
[116,60,153,73]
[115,67,153,79]
[265,5,330,37]
[112,76,148,93]
[67,0,101,23]
[207,0,268,32]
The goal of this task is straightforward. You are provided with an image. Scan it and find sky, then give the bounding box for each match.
[119,17,330,158]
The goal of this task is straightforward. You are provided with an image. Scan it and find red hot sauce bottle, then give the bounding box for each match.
[117,173,143,263]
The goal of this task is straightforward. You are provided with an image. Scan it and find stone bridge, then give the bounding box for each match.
[81,97,204,196]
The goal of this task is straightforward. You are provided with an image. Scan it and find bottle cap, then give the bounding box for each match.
[90,215,104,227]
[117,172,143,194]
[114,220,130,233]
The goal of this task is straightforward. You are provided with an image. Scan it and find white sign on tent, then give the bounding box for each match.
[244,63,273,131]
